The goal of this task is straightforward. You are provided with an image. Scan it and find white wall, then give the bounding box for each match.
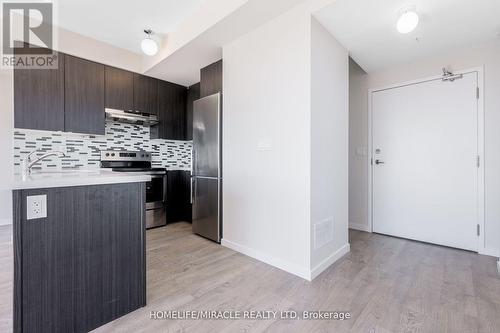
[310,18,349,278]
[348,58,369,232]
[0,69,13,225]
[349,40,500,257]
[222,0,349,280]
[56,28,143,73]
[222,5,312,279]
[3,13,143,72]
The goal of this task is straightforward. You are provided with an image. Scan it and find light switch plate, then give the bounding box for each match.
[256,139,272,151]
[27,195,47,220]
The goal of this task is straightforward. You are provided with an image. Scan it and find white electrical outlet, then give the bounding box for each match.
[27,195,47,220]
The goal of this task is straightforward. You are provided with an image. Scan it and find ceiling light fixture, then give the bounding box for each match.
[397,10,419,34]
[141,29,158,56]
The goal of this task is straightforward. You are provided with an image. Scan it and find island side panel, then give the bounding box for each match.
[13,182,146,333]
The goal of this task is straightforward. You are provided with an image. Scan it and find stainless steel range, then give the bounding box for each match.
[100,150,167,229]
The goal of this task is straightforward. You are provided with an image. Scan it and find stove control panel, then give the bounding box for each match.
[100,150,151,162]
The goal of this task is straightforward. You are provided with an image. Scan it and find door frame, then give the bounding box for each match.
[367,66,485,253]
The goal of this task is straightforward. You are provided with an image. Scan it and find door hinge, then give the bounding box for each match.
[477,224,480,236]
[370,158,373,166]
[476,155,480,168]
[476,87,480,99]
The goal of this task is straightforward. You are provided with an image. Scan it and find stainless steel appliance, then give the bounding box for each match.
[192,93,222,243]
[100,150,167,229]
[105,108,159,126]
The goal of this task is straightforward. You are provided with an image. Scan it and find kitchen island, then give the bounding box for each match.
[12,171,150,333]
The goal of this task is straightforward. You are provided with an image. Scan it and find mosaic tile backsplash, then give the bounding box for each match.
[13,121,192,172]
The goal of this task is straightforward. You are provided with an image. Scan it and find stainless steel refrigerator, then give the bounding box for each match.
[192,93,221,243]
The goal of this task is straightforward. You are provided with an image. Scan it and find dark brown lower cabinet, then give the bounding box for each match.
[167,171,192,223]
[13,183,146,333]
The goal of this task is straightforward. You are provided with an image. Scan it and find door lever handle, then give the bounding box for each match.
[375,159,385,165]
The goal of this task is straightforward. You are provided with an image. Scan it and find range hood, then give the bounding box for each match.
[105,108,159,126]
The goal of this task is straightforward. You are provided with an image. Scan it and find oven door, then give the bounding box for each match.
[146,175,167,229]
[146,175,166,203]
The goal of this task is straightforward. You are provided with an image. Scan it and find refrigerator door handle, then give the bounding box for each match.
[192,148,195,175]
[191,177,195,204]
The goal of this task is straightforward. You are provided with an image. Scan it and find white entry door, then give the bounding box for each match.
[372,72,479,251]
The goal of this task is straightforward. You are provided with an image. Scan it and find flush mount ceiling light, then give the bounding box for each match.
[397,10,419,34]
[141,29,158,56]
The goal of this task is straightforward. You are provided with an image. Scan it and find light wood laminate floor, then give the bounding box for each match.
[1,222,499,332]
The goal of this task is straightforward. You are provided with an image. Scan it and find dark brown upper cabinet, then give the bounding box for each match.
[185,83,200,140]
[14,49,65,132]
[158,81,187,140]
[14,47,191,138]
[105,66,134,111]
[64,55,105,135]
[133,74,158,115]
[200,60,222,98]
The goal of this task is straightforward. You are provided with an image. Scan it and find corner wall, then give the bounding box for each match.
[310,18,349,278]
[222,5,312,279]
[348,58,369,232]
[221,0,349,280]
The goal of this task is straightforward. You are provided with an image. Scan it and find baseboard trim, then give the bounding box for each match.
[221,239,311,281]
[349,222,370,232]
[0,218,12,226]
[310,243,350,280]
[479,247,499,258]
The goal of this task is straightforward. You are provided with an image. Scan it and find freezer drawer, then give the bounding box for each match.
[192,177,221,242]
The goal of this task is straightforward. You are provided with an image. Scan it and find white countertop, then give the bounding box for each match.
[11,169,152,190]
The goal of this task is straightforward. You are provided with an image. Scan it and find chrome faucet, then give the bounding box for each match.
[22,150,67,174]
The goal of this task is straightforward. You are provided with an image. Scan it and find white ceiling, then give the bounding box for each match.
[146,0,309,86]
[55,0,205,54]
[314,0,500,72]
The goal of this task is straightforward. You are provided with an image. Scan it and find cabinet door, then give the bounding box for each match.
[65,55,105,135]
[159,81,187,140]
[105,66,134,111]
[185,83,200,140]
[133,74,158,115]
[14,50,65,131]
[200,60,222,98]
[167,171,192,223]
